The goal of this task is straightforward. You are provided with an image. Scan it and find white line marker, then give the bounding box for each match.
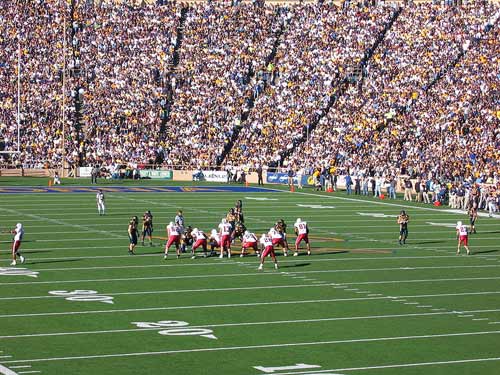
[488,322,500,325]
[458,315,474,318]
[8,367,31,369]
[472,318,489,321]
[18,371,41,374]
[0,355,13,358]
[416,305,433,308]
[404,302,420,305]
[3,331,500,364]
[0,364,19,375]
[259,356,500,375]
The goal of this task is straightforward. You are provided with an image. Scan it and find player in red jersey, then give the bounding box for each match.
[209,229,221,257]
[164,221,181,259]
[241,230,259,257]
[456,221,471,255]
[293,218,311,256]
[218,218,232,258]
[258,233,278,270]
[269,225,289,257]
[191,228,208,259]
[10,223,25,266]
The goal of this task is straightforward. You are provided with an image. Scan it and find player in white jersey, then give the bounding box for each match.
[241,230,259,257]
[218,218,232,258]
[269,227,289,256]
[258,233,278,270]
[191,228,208,259]
[10,223,25,266]
[209,229,221,256]
[456,221,471,255]
[293,218,311,256]
[96,190,105,216]
[164,222,181,259]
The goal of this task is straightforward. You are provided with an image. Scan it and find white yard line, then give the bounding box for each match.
[2,331,500,364]
[14,263,500,274]
[261,356,500,375]
[0,283,332,301]
[2,309,499,340]
[0,364,19,375]
[2,291,500,319]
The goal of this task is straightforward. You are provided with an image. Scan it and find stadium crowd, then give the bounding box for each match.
[0,0,498,208]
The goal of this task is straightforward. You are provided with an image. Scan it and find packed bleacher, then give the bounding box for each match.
[0,0,498,200]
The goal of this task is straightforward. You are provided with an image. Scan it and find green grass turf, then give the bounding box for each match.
[0,180,499,375]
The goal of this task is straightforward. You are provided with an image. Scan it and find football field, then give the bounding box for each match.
[1,182,499,375]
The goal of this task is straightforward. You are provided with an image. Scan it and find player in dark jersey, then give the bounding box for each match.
[234,200,244,223]
[275,219,290,255]
[226,208,236,232]
[232,220,246,242]
[468,206,478,234]
[180,225,194,253]
[128,216,139,255]
[141,210,154,246]
[397,210,409,245]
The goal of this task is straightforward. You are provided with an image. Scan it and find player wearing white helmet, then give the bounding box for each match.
[456,220,471,255]
[293,218,311,256]
[241,230,258,257]
[191,228,208,259]
[10,223,25,266]
[165,221,181,259]
[218,218,232,258]
[258,233,278,270]
[209,229,221,256]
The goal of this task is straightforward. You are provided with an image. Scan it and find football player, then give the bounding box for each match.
[128,216,139,255]
[209,229,221,257]
[218,218,232,258]
[10,223,25,266]
[241,230,258,257]
[164,221,181,259]
[293,218,311,256]
[258,233,278,270]
[96,190,105,216]
[397,210,409,245]
[141,210,154,246]
[456,221,471,255]
[191,228,208,259]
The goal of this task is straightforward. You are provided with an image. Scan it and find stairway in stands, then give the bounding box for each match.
[273,5,403,168]
[216,8,287,167]
[159,5,189,135]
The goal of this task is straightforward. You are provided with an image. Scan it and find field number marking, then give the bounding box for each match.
[48,290,114,304]
[132,320,217,340]
[0,268,38,278]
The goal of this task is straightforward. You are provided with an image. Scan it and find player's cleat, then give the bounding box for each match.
[274,263,279,270]
[10,260,16,266]
[150,242,153,247]
[164,254,168,259]
[219,254,224,258]
[399,240,402,245]
[228,252,231,258]
[128,250,133,255]
[177,254,180,259]
[240,253,244,257]
[284,251,288,257]
[307,251,311,256]
[191,255,196,259]
[293,252,298,256]
[467,250,471,255]
[20,255,25,264]
[141,241,145,246]
[258,264,263,270]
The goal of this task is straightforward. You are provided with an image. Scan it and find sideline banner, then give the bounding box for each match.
[140,170,173,180]
[266,172,309,186]
[201,170,227,182]
[79,167,92,177]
